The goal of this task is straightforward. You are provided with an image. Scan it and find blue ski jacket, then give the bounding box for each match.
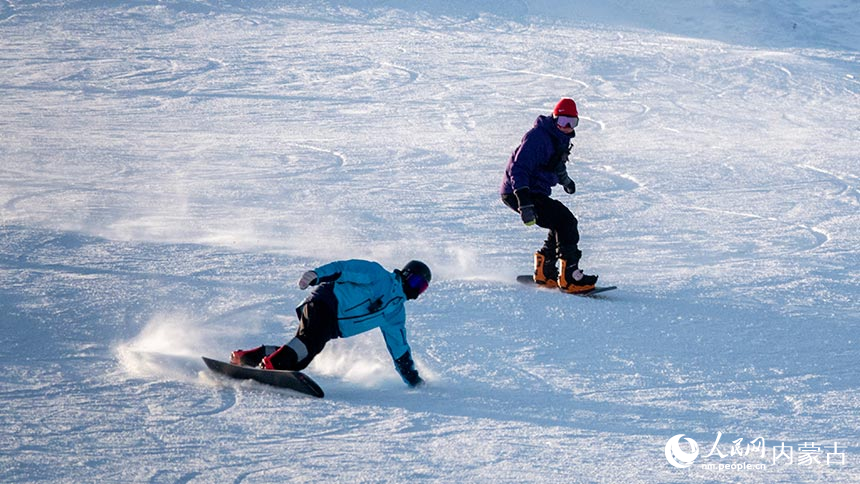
[500,115,574,197]
[300,259,415,378]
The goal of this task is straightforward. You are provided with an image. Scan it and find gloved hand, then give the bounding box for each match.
[562,179,576,194]
[298,270,318,290]
[513,188,536,226]
[519,205,536,226]
[394,351,424,388]
[556,165,576,195]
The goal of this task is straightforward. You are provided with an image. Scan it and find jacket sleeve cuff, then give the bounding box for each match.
[513,187,533,208]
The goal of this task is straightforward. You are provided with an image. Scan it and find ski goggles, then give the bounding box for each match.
[556,115,579,129]
[405,273,429,296]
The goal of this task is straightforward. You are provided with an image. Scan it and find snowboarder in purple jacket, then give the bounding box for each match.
[500,98,598,293]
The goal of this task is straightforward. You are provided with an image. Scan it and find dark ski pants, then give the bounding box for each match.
[502,193,582,263]
[268,298,340,371]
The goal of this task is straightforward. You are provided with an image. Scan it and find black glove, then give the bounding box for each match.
[514,188,537,226]
[556,168,576,195]
[562,179,576,194]
[394,351,423,388]
[519,205,536,226]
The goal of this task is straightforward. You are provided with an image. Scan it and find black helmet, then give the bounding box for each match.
[400,260,431,300]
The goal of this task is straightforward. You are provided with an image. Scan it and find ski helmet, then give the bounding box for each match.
[553,98,578,117]
[400,260,431,300]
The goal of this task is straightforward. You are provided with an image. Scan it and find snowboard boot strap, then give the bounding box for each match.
[559,259,597,294]
[533,251,559,288]
[230,345,277,367]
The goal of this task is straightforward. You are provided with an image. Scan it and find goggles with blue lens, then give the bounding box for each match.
[405,273,429,296]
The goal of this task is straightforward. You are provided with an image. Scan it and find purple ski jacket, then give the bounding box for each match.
[500,115,574,197]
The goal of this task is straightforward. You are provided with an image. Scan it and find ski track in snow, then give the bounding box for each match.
[1,1,859,483]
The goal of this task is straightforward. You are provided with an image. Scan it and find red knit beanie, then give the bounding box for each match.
[553,98,578,117]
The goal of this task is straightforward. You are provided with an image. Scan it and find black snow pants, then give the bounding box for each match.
[502,193,582,263]
[267,284,340,371]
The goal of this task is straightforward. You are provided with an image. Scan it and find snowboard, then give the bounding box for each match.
[517,275,617,296]
[202,356,325,398]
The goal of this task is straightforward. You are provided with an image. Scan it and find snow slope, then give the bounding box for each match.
[1,1,858,482]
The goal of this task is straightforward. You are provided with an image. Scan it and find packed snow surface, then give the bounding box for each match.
[1,1,858,482]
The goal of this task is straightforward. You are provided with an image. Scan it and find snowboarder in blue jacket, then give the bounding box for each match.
[500,98,598,293]
[230,259,430,387]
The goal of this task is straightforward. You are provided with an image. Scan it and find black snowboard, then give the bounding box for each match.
[202,356,324,398]
[517,275,617,296]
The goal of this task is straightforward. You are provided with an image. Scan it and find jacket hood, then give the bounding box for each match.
[534,115,574,144]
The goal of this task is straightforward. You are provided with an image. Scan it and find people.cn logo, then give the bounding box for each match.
[665,434,700,468]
